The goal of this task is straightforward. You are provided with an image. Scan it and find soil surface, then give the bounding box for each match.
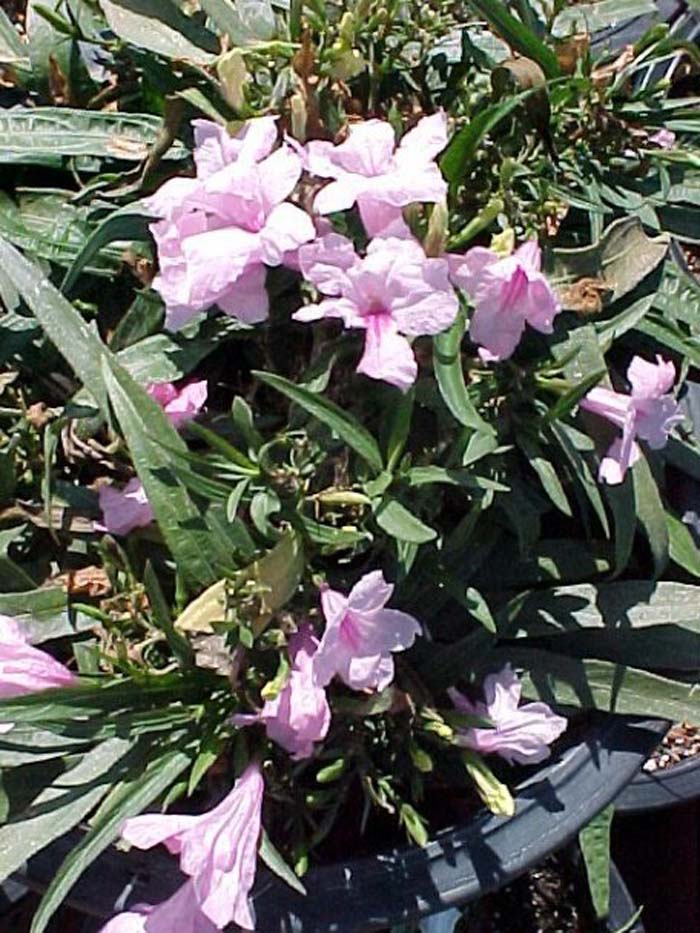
[644,721,700,773]
[457,847,601,933]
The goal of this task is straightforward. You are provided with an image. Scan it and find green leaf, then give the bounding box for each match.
[517,433,572,516]
[101,357,234,591]
[605,478,636,577]
[0,7,29,65]
[667,512,700,577]
[468,0,560,78]
[0,192,122,275]
[0,108,188,165]
[509,648,697,720]
[254,371,384,473]
[441,93,531,183]
[632,454,668,579]
[550,423,610,538]
[433,315,492,432]
[0,588,93,643]
[99,0,218,63]
[259,828,307,896]
[0,738,132,884]
[0,235,109,410]
[143,562,195,667]
[375,497,437,544]
[465,587,496,633]
[201,0,276,44]
[552,0,655,38]
[62,206,154,295]
[30,746,191,933]
[547,217,669,311]
[579,806,614,921]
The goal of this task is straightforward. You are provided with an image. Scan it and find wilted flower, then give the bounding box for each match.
[121,763,263,931]
[306,113,448,236]
[580,354,683,484]
[313,570,422,691]
[450,666,567,765]
[147,380,208,429]
[146,118,315,331]
[0,614,76,701]
[99,881,217,933]
[449,240,561,361]
[233,624,331,759]
[96,478,154,537]
[293,234,459,391]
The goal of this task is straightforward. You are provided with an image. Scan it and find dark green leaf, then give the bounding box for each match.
[667,512,700,577]
[0,738,132,884]
[433,315,492,432]
[375,497,437,544]
[468,0,560,78]
[99,0,218,62]
[632,454,668,579]
[31,746,191,933]
[579,806,613,921]
[255,371,383,473]
[0,108,188,165]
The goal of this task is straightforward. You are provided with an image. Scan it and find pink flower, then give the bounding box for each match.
[121,763,263,931]
[449,240,561,361]
[648,128,676,149]
[147,118,315,331]
[450,666,567,765]
[99,881,217,933]
[293,234,459,391]
[313,571,421,691]
[96,478,154,537]
[0,614,76,701]
[233,624,331,760]
[580,354,682,484]
[306,113,448,236]
[146,380,207,429]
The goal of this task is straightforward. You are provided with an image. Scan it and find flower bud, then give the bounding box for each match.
[423,200,448,257]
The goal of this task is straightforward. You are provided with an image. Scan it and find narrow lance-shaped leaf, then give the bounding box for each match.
[101,357,234,591]
[30,745,192,933]
[255,371,384,474]
[0,738,132,884]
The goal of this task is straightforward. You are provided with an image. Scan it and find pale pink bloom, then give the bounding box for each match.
[306,113,448,236]
[121,763,263,931]
[146,380,207,429]
[99,881,217,933]
[147,118,314,331]
[293,234,459,391]
[96,478,154,537]
[449,240,561,361]
[580,354,682,484]
[0,614,76,699]
[648,128,676,149]
[233,624,331,760]
[313,571,421,691]
[449,666,567,765]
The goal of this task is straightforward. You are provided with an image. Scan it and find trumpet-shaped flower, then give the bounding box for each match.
[580,355,683,484]
[147,119,315,331]
[313,571,421,691]
[449,240,560,361]
[233,625,331,759]
[99,881,217,933]
[121,763,263,931]
[147,380,208,429]
[293,234,459,391]
[97,478,154,537]
[306,113,448,236]
[450,666,567,765]
[0,614,76,700]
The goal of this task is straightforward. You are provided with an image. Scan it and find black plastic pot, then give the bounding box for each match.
[14,716,667,932]
[615,752,700,813]
[608,859,644,933]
